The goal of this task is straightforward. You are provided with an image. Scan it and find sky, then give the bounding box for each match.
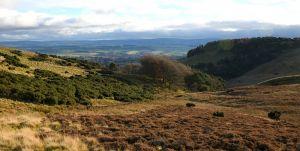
[0,0,300,40]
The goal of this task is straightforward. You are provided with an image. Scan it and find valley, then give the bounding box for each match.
[0,39,210,64]
[0,37,300,150]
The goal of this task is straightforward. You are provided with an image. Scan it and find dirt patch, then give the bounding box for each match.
[48,106,299,150]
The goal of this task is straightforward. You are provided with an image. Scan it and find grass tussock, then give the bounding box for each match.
[0,113,87,151]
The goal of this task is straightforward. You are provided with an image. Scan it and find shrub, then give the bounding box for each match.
[28,54,49,62]
[62,57,102,70]
[8,66,15,70]
[268,111,281,120]
[185,71,224,92]
[0,52,28,68]
[108,62,117,71]
[55,60,72,66]
[186,103,196,107]
[10,50,23,56]
[213,112,224,117]
[34,69,60,78]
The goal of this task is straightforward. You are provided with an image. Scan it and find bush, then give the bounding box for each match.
[185,71,224,92]
[62,58,102,70]
[268,111,281,120]
[8,66,15,70]
[34,69,60,78]
[0,52,29,68]
[55,60,72,66]
[186,103,196,107]
[28,54,49,62]
[213,112,224,117]
[10,50,23,56]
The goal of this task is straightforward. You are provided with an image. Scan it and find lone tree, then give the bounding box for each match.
[109,62,117,71]
[140,55,192,87]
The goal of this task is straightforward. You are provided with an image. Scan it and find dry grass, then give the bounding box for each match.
[186,84,300,126]
[0,110,88,151]
[0,83,299,150]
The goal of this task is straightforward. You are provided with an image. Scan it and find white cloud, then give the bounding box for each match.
[0,33,30,40]
[0,0,300,40]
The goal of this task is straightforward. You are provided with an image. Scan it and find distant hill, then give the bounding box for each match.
[184,37,300,86]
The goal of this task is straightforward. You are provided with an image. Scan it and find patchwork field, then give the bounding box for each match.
[0,84,299,150]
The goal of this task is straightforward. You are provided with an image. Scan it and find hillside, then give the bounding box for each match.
[0,47,224,106]
[259,75,300,86]
[184,37,300,86]
[227,48,300,86]
[0,46,299,150]
[0,47,85,77]
[0,47,155,105]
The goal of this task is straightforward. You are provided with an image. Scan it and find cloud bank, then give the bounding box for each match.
[0,0,300,40]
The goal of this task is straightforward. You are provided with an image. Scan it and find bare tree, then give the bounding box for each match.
[140,55,192,87]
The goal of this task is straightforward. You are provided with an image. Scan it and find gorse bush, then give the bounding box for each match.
[185,71,224,92]
[0,70,153,105]
[10,50,23,56]
[0,52,29,68]
[34,69,60,78]
[62,58,102,70]
[268,111,281,120]
[28,54,49,62]
[213,111,224,117]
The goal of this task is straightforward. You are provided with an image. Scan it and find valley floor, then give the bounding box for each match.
[0,85,300,150]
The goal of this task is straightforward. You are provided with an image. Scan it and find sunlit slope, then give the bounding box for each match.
[0,47,86,77]
[227,48,300,86]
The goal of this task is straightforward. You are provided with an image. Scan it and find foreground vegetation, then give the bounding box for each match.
[0,84,299,150]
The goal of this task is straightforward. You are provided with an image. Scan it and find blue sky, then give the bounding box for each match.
[0,0,300,40]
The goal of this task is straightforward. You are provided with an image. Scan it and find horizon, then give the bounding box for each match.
[1,0,300,40]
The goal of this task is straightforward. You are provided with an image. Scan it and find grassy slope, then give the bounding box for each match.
[227,48,300,87]
[0,47,86,77]
[258,75,300,86]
